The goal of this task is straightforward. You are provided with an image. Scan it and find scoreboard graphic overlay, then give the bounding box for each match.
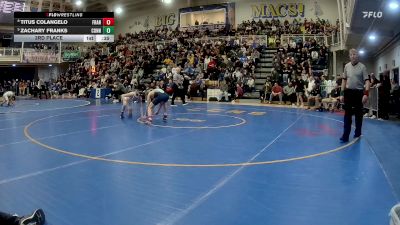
[13,12,114,42]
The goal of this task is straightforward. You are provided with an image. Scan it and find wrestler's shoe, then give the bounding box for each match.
[19,209,45,225]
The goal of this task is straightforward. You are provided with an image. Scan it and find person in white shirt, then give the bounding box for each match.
[120,90,141,119]
[233,68,243,81]
[1,91,15,106]
[247,77,255,92]
[306,76,316,97]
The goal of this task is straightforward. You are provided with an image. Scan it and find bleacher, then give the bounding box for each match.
[1,18,340,102]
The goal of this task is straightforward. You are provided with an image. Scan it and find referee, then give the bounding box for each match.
[339,49,370,143]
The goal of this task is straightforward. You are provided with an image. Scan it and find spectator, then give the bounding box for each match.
[321,83,340,112]
[390,79,399,118]
[218,79,230,102]
[235,83,244,101]
[269,82,283,104]
[283,81,296,105]
[307,82,321,110]
[295,74,305,107]
[261,80,272,103]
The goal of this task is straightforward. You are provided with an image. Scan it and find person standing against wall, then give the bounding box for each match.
[339,49,370,143]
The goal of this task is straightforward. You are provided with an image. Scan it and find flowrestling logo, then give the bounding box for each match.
[362,11,383,18]
[0,0,24,24]
[0,0,24,14]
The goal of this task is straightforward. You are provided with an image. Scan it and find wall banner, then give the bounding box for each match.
[251,3,305,18]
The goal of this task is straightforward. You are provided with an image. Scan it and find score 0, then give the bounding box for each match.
[103,26,114,34]
[102,18,114,26]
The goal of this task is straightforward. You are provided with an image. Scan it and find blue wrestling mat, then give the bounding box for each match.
[0,99,90,113]
[0,100,398,225]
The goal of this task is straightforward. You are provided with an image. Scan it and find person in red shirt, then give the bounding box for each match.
[269,82,283,104]
[236,83,244,100]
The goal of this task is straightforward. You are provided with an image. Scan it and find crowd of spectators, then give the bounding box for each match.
[23,43,59,52]
[237,18,339,36]
[0,79,50,99]
[1,18,398,119]
[116,17,338,44]
[38,20,268,102]
[1,18,336,104]
[54,35,260,102]
[3,21,260,101]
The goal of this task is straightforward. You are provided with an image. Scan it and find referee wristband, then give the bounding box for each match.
[364,90,369,97]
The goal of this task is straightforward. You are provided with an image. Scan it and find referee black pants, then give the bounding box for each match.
[171,84,186,105]
[342,89,364,140]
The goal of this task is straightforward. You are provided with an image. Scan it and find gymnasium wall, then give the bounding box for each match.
[374,40,400,82]
[334,50,348,76]
[330,50,375,79]
[115,2,182,34]
[235,0,339,24]
[0,66,36,81]
[115,0,339,34]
